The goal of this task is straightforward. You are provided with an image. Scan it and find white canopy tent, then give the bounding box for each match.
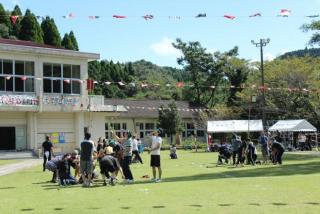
[268,120,317,132]
[207,120,264,133]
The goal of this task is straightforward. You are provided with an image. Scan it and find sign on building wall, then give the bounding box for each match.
[43,95,80,106]
[51,132,66,144]
[0,94,39,106]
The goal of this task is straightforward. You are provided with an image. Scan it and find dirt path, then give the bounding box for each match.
[0,159,41,176]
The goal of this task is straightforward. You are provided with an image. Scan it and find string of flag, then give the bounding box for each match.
[4,9,320,26]
[2,75,318,95]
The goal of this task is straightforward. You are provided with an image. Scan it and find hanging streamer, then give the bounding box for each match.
[113,15,127,19]
[195,13,206,18]
[224,15,236,20]
[142,15,154,20]
[249,13,261,17]
[10,15,19,25]
[279,9,291,17]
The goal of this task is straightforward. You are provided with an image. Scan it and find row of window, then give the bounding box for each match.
[0,59,81,94]
[104,121,205,139]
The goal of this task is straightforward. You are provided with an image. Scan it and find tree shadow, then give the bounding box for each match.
[54,208,64,211]
[161,161,320,183]
[121,207,131,210]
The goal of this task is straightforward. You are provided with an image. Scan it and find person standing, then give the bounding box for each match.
[132,135,143,164]
[246,139,257,166]
[231,134,240,165]
[42,135,54,172]
[149,129,163,183]
[259,131,269,164]
[112,130,134,183]
[80,132,95,187]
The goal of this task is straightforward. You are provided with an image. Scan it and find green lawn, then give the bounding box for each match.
[0,151,320,214]
[0,159,22,166]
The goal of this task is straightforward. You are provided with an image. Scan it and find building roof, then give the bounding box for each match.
[268,119,317,132]
[104,98,205,119]
[0,38,100,61]
[207,120,264,133]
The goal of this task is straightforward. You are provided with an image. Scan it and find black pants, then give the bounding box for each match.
[247,152,257,165]
[237,150,245,164]
[132,150,143,164]
[122,156,133,180]
[276,151,284,164]
[43,153,52,171]
[232,150,238,165]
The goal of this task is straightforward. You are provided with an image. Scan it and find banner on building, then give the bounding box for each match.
[0,95,39,106]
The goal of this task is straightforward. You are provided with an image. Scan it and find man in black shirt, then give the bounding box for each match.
[42,135,54,171]
[271,140,285,165]
[80,133,95,187]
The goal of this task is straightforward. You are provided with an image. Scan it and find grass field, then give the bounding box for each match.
[0,159,22,166]
[0,151,320,214]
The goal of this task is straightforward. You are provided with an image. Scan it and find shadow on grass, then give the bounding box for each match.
[153,206,165,208]
[218,203,233,207]
[121,207,131,210]
[54,208,64,211]
[0,187,16,189]
[161,161,320,183]
[305,202,320,206]
[271,203,287,206]
[189,205,203,207]
[21,208,34,212]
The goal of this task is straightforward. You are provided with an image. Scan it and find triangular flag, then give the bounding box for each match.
[142,15,154,20]
[5,76,11,80]
[104,81,112,85]
[141,83,148,88]
[93,81,98,84]
[89,16,100,19]
[113,15,127,19]
[306,15,319,18]
[165,83,171,87]
[118,81,125,86]
[10,15,19,25]
[63,13,75,19]
[21,76,27,81]
[129,82,136,87]
[176,82,185,88]
[209,86,215,89]
[224,15,236,20]
[249,13,261,17]
[64,79,70,84]
[279,9,291,17]
[195,13,206,18]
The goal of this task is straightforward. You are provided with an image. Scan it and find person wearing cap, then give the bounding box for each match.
[149,129,162,183]
[111,130,134,183]
[99,146,124,186]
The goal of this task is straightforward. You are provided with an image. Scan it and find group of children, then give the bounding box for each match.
[217,133,285,167]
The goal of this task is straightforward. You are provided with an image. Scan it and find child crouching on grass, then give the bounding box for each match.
[170,144,178,159]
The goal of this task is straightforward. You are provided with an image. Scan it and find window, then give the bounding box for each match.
[43,63,81,94]
[138,122,155,139]
[0,59,35,92]
[145,123,155,130]
[106,122,127,139]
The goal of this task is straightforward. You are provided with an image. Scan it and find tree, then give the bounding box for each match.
[41,16,61,47]
[301,20,320,46]
[0,24,9,38]
[158,102,183,144]
[69,31,79,51]
[19,9,43,43]
[61,33,73,49]
[0,4,11,28]
[10,5,22,37]
[62,31,79,51]
[172,39,225,107]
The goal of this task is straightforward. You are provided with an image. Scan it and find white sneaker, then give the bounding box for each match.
[127,179,134,184]
[155,179,161,183]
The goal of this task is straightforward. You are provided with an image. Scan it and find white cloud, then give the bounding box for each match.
[150,37,181,57]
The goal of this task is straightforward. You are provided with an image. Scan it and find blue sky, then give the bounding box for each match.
[2,0,320,67]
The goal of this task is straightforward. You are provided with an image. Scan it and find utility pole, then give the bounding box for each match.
[251,38,270,128]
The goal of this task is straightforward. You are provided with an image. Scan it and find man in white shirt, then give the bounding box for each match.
[132,135,143,164]
[149,129,162,183]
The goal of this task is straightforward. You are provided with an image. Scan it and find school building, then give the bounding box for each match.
[0,38,205,155]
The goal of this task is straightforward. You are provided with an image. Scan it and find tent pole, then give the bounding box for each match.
[315,132,318,151]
